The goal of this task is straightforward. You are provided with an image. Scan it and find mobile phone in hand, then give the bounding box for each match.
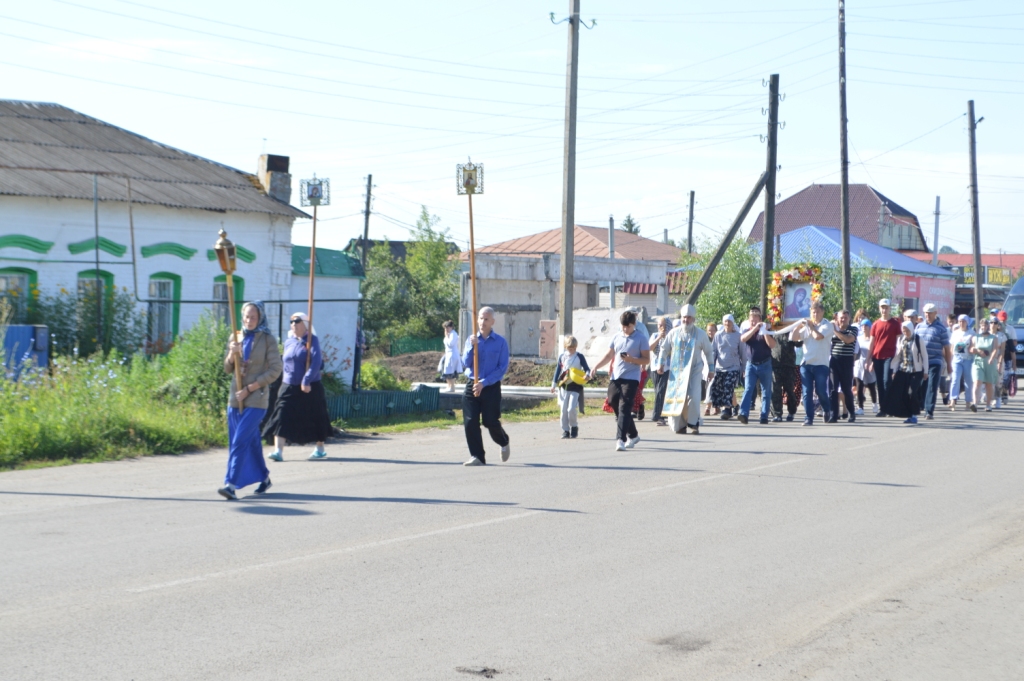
[619,352,628,358]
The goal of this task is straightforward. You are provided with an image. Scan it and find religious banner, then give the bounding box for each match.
[767,264,823,328]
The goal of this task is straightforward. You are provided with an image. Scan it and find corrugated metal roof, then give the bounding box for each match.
[771,226,955,278]
[462,225,682,263]
[749,183,922,246]
[902,252,1024,272]
[0,100,307,218]
[292,246,364,278]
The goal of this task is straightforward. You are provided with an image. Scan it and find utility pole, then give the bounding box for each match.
[931,196,941,267]
[663,228,668,244]
[557,0,581,337]
[608,214,615,308]
[968,100,983,319]
[838,0,852,312]
[761,74,779,316]
[686,190,695,254]
[93,174,102,347]
[361,174,373,271]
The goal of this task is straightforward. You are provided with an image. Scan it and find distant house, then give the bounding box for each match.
[749,184,930,252]
[0,100,363,385]
[771,226,957,316]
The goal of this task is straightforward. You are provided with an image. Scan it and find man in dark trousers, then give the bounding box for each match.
[770,330,801,422]
[461,306,511,466]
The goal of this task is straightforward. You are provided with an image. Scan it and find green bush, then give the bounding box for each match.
[36,286,147,358]
[160,313,232,413]
[359,361,410,391]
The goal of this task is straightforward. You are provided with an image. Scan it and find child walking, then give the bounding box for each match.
[551,336,590,439]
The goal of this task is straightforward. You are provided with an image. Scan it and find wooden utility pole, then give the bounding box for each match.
[931,196,941,267]
[968,100,984,319]
[557,0,581,336]
[687,190,695,254]
[305,202,318,371]
[361,174,373,271]
[838,0,853,311]
[608,214,615,308]
[761,74,779,315]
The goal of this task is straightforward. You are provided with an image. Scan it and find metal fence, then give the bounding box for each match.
[326,385,440,420]
[389,336,444,356]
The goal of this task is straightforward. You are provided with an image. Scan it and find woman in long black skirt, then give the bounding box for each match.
[882,320,927,424]
[263,312,334,461]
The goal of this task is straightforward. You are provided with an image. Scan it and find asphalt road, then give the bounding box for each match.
[2,402,1023,680]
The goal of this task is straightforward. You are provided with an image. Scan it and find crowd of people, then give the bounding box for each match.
[215,299,1017,496]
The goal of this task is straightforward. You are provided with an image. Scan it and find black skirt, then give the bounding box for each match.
[261,381,333,445]
[882,370,922,418]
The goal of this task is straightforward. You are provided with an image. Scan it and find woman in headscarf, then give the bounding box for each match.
[854,318,878,415]
[711,314,742,419]
[969,318,1000,412]
[948,314,974,411]
[882,320,927,424]
[219,301,283,500]
[262,311,334,461]
[437,320,463,392]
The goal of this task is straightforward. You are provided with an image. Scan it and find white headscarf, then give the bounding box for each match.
[287,311,317,338]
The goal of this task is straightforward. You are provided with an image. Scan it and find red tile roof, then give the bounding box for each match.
[902,252,1024,272]
[461,225,682,263]
[749,183,923,246]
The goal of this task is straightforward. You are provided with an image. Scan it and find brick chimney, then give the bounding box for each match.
[258,154,292,204]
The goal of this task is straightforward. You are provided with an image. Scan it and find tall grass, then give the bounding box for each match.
[0,313,231,469]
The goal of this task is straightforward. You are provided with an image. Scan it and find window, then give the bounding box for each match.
[213,275,244,327]
[149,279,173,345]
[0,269,30,321]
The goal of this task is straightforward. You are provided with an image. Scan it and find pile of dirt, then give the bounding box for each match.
[379,351,559,387]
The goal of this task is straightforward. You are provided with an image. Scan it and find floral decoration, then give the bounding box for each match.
[767,264,823,327]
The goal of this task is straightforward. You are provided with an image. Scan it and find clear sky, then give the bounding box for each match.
[4,0,1022,256]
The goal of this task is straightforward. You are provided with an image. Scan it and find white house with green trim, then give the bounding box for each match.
[0,101,364,386]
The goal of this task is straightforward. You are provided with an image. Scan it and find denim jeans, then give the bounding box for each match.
[800,364,831,423]
[950,357,973,402]
[740,359,773,419]
[922,363,943,415]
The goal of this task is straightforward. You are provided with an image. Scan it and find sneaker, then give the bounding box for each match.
[737,414,748,425]
[500,444,511,462]
[802,419,813,427]
[786,413,795,422]
[872,403,879,414]
[561,430,571,439]
[268,450,283,462]
[625,436,640,449]
[855,407,864,416]
[949,400,956,411]
[772,415,782,422]
[904,416,917,424]
[876,411,888,417]
[217,485,237,501]
[969,403,978,413]
[254,478,272,494]
[848,414,856,423]
[570,426,578,438]
[759,416,769,425]
[615,440,627,452]
[720,409,732,420]
[925,413,934,421]
[463,457,485,466]
[985,406,992,412]
[656,419,668,427]
[308,449,327,460]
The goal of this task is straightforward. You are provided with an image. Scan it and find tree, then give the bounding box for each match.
[360,206,460,347]
[620,214,641,235]
[938,245,959,254]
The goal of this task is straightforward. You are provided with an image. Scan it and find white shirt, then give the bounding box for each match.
[793,319,835,366]
[950,328,973,359]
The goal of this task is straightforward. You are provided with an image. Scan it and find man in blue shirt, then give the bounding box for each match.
[461,306,511,466]
[915,302,952,420]
[590,310,651,451]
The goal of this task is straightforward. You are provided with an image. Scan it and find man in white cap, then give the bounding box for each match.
[914,303,952,419]
[868,298,902,416]
[657,304,715,434]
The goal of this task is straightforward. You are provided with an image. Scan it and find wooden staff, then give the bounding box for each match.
[305,203,318,372]
[225,270,244,414]
[468,190,479,383]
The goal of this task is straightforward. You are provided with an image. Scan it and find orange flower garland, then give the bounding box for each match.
[767,264,823,327]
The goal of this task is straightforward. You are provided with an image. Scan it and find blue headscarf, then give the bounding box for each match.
[242,300,272,337]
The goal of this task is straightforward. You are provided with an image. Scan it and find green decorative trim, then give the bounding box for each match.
[141,242,197,260]
[68,237,127,258]
[0,235,54,254]
[206,245,256,264]
[214,274,245,323]
[149,272,182,339]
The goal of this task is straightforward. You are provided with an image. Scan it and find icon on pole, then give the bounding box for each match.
[457,160,483,195]
[300,175,330,207]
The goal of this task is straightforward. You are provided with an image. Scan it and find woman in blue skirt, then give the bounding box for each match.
[218,301,283,500]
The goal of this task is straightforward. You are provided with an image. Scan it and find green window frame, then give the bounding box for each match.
[0,266,38,322]
[148,272,181,345]
[213,274,245,328]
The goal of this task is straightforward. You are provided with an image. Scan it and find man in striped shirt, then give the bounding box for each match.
[915,303,952,420]
[828,309,858,423]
